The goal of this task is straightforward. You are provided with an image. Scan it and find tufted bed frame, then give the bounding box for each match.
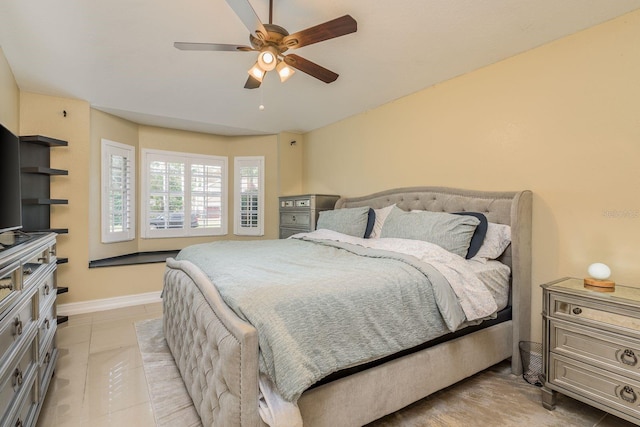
[162,186,532,427]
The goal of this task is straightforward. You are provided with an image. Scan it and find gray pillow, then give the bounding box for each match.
[380,207,480,257]
[316,206,371,237]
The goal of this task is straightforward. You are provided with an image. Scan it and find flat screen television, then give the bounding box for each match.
[0,123,22,233]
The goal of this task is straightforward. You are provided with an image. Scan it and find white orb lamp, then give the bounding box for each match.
[584,262,615,289]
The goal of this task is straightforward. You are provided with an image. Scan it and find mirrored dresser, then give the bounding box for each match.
[541,277,640,425]
[0,232,58,427]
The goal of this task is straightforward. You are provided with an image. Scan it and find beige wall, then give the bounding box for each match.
[277,132,304,196]
[302,10,640,342]
[0,47,19,132]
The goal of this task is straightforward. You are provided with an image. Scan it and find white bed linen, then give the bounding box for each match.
[468,259,511,311]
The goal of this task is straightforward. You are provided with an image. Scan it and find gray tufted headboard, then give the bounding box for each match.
[335,186,533,372]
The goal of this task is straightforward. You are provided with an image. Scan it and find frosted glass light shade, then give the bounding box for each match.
[588,263,611,280]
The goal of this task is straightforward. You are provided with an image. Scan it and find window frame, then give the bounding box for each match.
[234,156,265,236]
[140,148,228,239]
[101,139,136,243]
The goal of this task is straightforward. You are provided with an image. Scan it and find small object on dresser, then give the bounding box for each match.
[584,262,615,289]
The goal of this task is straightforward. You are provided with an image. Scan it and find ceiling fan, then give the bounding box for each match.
[174,0,357,89]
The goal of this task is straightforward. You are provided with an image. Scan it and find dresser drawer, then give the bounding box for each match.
[0,287,37,373]
[0,327,37,422]
[3,365,38,427]
[39,346,57,401]
[38,300,57,356]
[279,212,311,229]
[551,318,640,380]
[0,260,21,319]
[550,293,640,337]
[37,269,56,313]
[549,352,640,421]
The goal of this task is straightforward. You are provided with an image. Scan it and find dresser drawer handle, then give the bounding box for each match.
[44,318,50,330]
[44,352,51,365]
[622,349,638,366]
[13,318,22,336]
[291,215,296,222]
[13,368,23,387]
[15,418,23,427]
[572,307,582,315]
[620,386,638,404]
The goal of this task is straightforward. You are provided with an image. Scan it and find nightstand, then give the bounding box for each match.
[541,277,640,425]
[279,194,340,239]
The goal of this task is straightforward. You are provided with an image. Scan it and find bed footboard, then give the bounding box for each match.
[163,258,263,427]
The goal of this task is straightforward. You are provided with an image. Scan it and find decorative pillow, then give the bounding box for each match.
[369,204,395,238]
[364,208,376,238]
[471,223,512,263]
[316,206,371,238]
[453,212,488,259]
[380,206,480,257]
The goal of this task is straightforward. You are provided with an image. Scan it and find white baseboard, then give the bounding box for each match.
[57,291,162,316]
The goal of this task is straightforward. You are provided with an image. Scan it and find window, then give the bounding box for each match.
[234,156,264,236]
[141,149,227,238]
[101,139,135,243]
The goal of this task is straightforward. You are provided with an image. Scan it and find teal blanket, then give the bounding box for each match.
[177,237,467,402]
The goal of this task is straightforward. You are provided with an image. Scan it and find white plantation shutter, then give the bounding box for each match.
[234,156,264,236]
[101,139,135,243]
[141,149,227,238]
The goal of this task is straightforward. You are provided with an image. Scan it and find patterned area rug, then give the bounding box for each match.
[135,318,202,427]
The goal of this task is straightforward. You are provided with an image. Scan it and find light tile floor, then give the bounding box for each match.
[35,304,637,426]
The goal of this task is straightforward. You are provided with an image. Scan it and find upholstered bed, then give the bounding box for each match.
[162,186,532,427]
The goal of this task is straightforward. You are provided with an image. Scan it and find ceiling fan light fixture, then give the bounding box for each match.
[258,47,278,71]
[276,61,295,82]
[248,62,266,82]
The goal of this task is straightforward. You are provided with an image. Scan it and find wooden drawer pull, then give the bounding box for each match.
[620,386,638,404]
[572,307,582,315]
[622,349,638,366]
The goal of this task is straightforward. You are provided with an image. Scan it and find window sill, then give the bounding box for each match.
[89,250,180,268]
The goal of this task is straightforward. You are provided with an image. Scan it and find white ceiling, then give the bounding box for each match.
[1,0,640,136]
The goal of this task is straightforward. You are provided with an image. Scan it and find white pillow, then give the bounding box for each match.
[369,204,395,238]
[471,223,511,263]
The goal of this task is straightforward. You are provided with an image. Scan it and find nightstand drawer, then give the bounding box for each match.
[280,212,312,229]
[550,353,640,420]
[551,318,640,379]
[550,293,640,337]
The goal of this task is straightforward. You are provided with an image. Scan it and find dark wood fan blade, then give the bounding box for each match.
[174,42,254,52]
[225,0,269,40]
[282,15,357,49]
[244,75,262,89]
[283,54,338,83]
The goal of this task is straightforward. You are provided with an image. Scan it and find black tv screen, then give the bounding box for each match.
[0,123,22,233]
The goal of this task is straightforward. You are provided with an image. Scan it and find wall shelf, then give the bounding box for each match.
[22,198,68,205]
[21,166,68,176]
[20,134,70,325]
[19,134,68,147]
